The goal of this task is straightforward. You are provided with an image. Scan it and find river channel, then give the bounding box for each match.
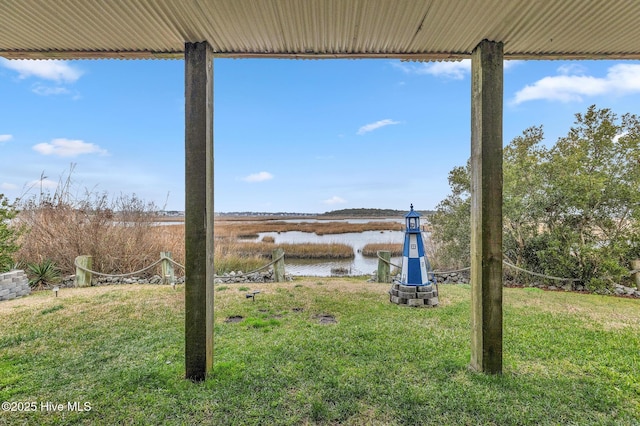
[254,230,405,276]
[174,217,432,277]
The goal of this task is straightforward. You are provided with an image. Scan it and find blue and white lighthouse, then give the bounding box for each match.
[390,204,438,307]
[400,204,433,285]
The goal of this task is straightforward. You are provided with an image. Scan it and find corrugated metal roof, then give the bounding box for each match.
[2,0,640,60]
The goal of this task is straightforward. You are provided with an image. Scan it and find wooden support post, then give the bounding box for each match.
[377,251,391,283]
[161,251,175,285]
[74,255,92,287]
[632,259,640,290]
[272,248,285,282]
[184,41,214,381]
[470,39,504,374]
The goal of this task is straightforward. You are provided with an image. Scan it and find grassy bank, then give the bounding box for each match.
[361,243,403,257]
[1,280,638,425]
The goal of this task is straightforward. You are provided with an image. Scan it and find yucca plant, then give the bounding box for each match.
[27,259,61,290]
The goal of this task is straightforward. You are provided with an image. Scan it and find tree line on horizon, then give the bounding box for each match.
[320,208,435,217]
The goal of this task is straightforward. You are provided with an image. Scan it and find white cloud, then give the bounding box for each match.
[32,138,108,157]
[32,84,71,96]
[27,178,58,190]
[394,59,520,78]
[557,63,587,75]
[0,59,83,83]
[504,60,524,71]
[512,64,640,105]
[323,196,347,205]
[391,62,414,73]
[421,60,470,79]
[1,183,18,190]
[242,171,273,183]
[357,119,400,135]
[392,60,470,79]
[0,134,12,143]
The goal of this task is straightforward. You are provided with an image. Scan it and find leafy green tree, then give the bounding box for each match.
[430,105,640,290]
[537,106,640,288]
[502,126,547,267]
[0,194,21,272]
[429,161,471,269]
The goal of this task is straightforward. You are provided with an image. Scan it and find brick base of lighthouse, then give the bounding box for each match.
[389,283,439,307]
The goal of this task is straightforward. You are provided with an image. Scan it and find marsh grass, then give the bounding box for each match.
[215,220,403,236]
[361,243,403,257]
[234,241,354,259]
[15,199,404,278]
[1,280,638,425]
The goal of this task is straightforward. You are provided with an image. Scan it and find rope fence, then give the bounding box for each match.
[73,257,178,278]
[501,261,580,282]
[377,252,402,269]
[374,251,639,285]
[72,251,286,283]
[214,252,284,278]
[72,250,638,288]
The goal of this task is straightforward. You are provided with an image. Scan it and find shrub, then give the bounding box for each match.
[27,259,61,290]
[0,194,21,273]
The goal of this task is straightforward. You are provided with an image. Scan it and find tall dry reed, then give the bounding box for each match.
[15,188,179,277]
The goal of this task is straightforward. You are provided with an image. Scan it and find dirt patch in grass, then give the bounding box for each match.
[314,313,337,324]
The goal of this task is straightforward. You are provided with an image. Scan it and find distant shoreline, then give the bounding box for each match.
[156,207,434,222]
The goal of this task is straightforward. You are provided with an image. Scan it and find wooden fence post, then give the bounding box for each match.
[377,251,391,283]
[75,255,93,287]
[273,248,285,282]
[632,259,640,290]
[161,251,175,285]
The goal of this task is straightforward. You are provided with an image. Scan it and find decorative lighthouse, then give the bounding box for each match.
[389,204,439,307]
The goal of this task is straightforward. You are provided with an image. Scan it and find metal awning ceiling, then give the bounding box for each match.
[2,0,640,60]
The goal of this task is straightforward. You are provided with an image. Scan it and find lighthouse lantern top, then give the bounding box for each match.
[404,204,421,233]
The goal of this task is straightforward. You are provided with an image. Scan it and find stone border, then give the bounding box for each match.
[389,283,439,307]
[48,269,284,289]
[0,270,31,302]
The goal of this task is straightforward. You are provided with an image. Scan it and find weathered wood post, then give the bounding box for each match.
[74,255,93,287]
[632,259,640,290]
[273,248,285,282]
[470,39,504,374]
[161,251,175,285]
[377,250,391,283]
[184,41,214,381]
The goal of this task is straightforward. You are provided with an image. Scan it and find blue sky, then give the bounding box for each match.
[2,57,640,213]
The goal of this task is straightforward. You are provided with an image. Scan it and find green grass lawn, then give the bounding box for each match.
[1,279,639,425]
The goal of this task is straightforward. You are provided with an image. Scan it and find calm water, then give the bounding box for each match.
[248,228,430,277]
[166,218,430,276]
